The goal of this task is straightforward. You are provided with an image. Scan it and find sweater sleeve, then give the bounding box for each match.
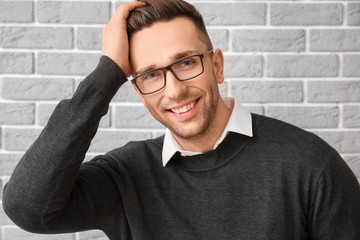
[2,56,128,233]
[308,148,360,240]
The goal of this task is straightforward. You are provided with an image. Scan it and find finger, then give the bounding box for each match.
[126,1,147,11]
[113,1,147,20]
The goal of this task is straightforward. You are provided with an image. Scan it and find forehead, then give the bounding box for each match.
[129,17,208,71]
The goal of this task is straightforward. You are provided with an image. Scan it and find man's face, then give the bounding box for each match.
[129,17,224,141]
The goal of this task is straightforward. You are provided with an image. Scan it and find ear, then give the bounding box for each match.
[132,83,148,108]
[211,48,225,84]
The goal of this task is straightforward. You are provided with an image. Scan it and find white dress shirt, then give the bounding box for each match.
[162,97,253,166]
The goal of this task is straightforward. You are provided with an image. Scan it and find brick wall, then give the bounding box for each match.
[0,0,359,239]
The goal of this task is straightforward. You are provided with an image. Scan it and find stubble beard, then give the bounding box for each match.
[170,91,218,142]
[149,84,220,143]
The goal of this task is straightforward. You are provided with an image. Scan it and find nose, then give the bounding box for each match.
[163,70,187,99]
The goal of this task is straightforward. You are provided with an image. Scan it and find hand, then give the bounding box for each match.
[102,1,146,77]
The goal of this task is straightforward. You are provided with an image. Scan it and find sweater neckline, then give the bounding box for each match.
[166,132,251,172]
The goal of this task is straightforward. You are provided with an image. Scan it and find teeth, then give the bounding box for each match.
[171,101,195,114]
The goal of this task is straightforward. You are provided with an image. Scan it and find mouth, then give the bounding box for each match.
[167,98,200,116]
[170,99,198,114]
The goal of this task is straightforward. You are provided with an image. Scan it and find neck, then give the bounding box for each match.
[173,97,232,153]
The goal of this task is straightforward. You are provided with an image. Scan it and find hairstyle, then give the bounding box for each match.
[127,0,213,49]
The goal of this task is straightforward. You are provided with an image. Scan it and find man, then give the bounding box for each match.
[3,0,360,239]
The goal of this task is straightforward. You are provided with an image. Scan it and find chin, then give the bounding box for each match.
[168,121,210,140]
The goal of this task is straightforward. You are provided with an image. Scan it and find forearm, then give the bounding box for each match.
[2,56,127,232]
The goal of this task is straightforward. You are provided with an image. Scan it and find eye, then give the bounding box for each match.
[143,71,161,80]
[180,58,195,68]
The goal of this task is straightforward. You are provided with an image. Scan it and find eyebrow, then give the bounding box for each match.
[133,50,200,77]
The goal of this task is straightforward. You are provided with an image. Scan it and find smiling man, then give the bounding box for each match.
[130,17,232,154]
[3,0,360,239]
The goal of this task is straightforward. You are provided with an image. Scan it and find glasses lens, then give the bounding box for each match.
[172,55,203,80]
[136,69,165,94]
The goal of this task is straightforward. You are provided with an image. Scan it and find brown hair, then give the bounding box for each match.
[127,0,213,49]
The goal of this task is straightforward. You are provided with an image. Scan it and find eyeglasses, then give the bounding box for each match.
[131,50,213,95]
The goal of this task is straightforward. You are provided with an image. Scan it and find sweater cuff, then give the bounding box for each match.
[85,55,128,100]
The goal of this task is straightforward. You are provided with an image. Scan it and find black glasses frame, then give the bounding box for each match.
[131,50,213,95]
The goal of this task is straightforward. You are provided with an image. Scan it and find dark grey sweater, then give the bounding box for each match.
[3,56,360,240]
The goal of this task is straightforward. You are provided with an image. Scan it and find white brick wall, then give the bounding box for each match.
[0,0,359,239]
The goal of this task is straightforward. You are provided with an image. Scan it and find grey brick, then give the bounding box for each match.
[343,105,360,128]
[230,81,303,103]
[0,153,22,176]
[37,1,110,24]
[194,3,266,25]
[307,80,360,103]
[266,55,338,77]
[343,55,360,77]
[271,4,343,26]
[114,106,164,128]
[0,103,34,125]
[310,30,360,51]
[343,155,360,178]
[0,52,33,74]
[266,106,338,128]
[243,104,264,115]
[2,78,73,101]
[37,53,100,75]
[88,130,152,153]
[207,29,229,51]
[4,128,42,151]
[2,227,76,240]
[348,3,360,26]
[0,27,73,49]
[0,179,2,201]
[232,30,305,52]
[224,55,263,78]
[77,27,102,50]
[313,131,360,154]
[0,1,33,23]
[79,230,108,240]
[113,80,143,103]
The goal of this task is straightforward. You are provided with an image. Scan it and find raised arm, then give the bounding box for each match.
[2,1,146,233]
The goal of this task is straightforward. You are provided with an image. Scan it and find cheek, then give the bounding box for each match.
[200,71,218,89]
[142,96,161,112]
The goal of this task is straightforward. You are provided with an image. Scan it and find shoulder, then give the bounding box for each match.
[252,113,331,148]
[250,113,336,168]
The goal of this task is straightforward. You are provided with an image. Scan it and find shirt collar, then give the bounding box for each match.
[162,97,253,166]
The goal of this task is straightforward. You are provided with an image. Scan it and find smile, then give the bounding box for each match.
[170,99,198,114]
